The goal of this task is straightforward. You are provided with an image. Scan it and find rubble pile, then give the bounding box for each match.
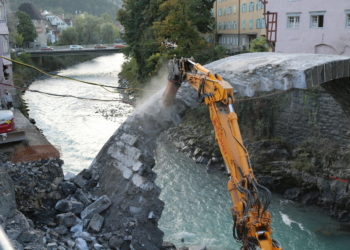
[1,158,175,250]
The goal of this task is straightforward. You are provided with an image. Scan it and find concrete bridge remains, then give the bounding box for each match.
[87,53,350,249]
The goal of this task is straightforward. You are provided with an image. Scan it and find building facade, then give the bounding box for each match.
[0,0,13,101]
[266,0,350,55]
[18,3,47,47]
[213,0,266,53]
[42,11,73,43]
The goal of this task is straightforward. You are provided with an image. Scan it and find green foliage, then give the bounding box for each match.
[249,37,269,53]
[118,0,216,85]
[15,11,37,44]
[120,57,140,88]
[193,45,226,65]
[99,13,113,24]
[82,14,100,44]
[9,31,24,46]
[8,0,120,20]
[100,23,116,43]
[11,52,40,87]
[153,0,215,55]
[58,27,79,45]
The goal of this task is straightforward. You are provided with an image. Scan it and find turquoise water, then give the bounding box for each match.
[155,142,350,250]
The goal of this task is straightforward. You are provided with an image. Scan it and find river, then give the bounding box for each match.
[24,54,350,250]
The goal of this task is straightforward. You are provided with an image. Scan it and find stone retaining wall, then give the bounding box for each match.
[274,88,350,145]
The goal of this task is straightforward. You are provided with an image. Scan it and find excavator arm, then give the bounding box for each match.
[163,57,282,250]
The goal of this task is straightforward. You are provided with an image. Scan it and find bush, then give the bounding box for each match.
[249,37,269,53]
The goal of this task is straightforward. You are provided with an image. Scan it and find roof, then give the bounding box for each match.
[18,3,43,20]
[0,23,9,35]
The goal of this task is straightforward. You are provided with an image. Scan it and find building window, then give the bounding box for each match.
[261,18,266,28]
[242,20,246,29]
[250,19,253,29]
[310,12,325,28]
[218,9,222,16]
[2,36,9,54]
[288,16,300,28]
[242,3,247,13]
[346,11,350,27]
[256,19,261,28]
[234,5,237,14]
[228,21,231,29]
[228,6,232,15]
[210,10,214,17]
[233,21,237,29]
[0,4,4,20]
[224,22,227,30]
[256,0,261,10]
[224,7,226,16]
[249,2,254,12]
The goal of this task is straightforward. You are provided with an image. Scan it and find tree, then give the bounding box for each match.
[152,0,215,56]
[99,13,113,24]
[9,31,24,47]
[117,0,163,79]
[118,0,215,80]
[249,37,269,52]
[72,15,85,43]
[15,11,37,44]
[58,27,79,45]
[82,14,100,44]
[100,23,115,43]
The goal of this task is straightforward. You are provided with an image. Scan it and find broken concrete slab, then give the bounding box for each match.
[57,212,78,228]
[87,214,104,233]
[204,53,350,97]
[80,195,111,220]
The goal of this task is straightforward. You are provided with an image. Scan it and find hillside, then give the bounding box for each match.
[7,0,121,18]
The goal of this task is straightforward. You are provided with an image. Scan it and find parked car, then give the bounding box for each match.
[114,44,126,48]
[40,46,54,51]
[70,45,83,50]
[94,44,107,49]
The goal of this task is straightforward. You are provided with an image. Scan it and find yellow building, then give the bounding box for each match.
[213,0,266,53]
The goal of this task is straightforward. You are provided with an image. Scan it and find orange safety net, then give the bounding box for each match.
[11,145,61,163]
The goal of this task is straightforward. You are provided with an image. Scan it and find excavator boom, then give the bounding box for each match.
[163,57,282,250]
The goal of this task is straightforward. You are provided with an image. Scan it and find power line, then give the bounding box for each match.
[1,55,158,93]
[0,83,134,106]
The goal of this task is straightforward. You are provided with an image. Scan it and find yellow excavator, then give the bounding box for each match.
[162,57,283,250]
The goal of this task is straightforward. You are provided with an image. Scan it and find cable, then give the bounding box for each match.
[1,55,158,93]
[0,82,134,106]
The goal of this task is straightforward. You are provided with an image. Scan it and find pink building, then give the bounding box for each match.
[265,0,350,55]
[0,0,13,100]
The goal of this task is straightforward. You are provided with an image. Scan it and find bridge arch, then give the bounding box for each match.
[205,52,350,118]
